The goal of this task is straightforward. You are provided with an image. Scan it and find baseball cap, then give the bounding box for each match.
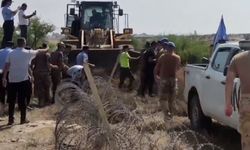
[161,41,169,48]
[160,38,169,44]
[168,42,176,49]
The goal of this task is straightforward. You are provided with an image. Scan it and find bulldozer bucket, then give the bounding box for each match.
[67,48,140,73]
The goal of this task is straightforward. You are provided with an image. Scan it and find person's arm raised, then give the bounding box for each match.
[12,6,20,16]
[36,47,49,53]
[127,52,140,60]
[23,10,36,19]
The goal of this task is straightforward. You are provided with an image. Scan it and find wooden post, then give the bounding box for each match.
[83,63,117,150]
[81,30,84,48]
[108,53,120,84]
[110,30,114,48]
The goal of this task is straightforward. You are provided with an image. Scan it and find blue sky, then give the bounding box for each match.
[1,0,250,35]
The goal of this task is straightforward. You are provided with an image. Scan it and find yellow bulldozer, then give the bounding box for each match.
[61,1,138,70]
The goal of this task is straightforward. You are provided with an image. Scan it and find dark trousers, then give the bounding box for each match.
[140,73,155,96]
[51,70,62,103]
[0,74,6,104]
[8,80,30,123]
[34,72,51,106]
[0,73,8,104]
[19,25,28,40]
[26,80,32,106]
[1,20,14,48]
[119,67,134,89]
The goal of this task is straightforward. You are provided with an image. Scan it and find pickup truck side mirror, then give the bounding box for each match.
[223,66,229,76]
[202,57,209,64]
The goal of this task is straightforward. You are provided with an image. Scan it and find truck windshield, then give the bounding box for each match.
[82,6,112,30]
[212,47,231,72]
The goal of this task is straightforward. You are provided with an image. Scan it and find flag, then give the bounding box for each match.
[213,16,228,49]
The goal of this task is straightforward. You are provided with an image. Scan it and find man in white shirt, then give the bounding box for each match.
[2,38,47,125]
[18,3,36,40]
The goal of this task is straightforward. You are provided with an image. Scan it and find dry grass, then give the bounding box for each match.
[54,76,222,150]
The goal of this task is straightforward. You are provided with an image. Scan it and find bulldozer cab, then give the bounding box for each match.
[65,2,113,30]
[81,2,113,30]
[64,1,115,48]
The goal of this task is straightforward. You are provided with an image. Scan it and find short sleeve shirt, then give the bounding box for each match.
[119,51,130,68]
[6,48,37,83]
[0,47,12,71]
[18,10,29,25]
[50,51,63,68]
[31,53,50,72]
[2,6,13,21]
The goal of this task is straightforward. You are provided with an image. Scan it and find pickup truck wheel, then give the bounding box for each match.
[189,95,211,130]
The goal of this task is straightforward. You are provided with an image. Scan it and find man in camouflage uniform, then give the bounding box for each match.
[154,42,181,120]
[225,50,250,150]
[31,43,56,107]
[50,42,66,103]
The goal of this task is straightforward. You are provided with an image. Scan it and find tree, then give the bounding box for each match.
[27,17,55,48]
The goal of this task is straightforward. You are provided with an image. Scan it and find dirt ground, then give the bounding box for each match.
[0,105,58,150]
[0,69,242,150]
[0,96,241,150]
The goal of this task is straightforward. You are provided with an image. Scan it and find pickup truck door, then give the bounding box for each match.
[202,47,236,125]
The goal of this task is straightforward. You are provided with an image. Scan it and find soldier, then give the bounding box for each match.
[155,38,169,60]
[50,42,66,103]
[137,41,151,97]
[154,42,181,120]
[138,41,157,97]
[31,43,56,107]
[225,50,250,150]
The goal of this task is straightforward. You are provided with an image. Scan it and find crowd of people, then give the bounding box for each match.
[0,38,74,125]
[0,0,91,125]
[1,0,36,48]
[118,39,181,120]
[1,0,250,149]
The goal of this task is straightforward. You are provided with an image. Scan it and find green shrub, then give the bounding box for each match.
[132,35,210,64]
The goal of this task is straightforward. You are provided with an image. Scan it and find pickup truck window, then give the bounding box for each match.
[212,48,231,72]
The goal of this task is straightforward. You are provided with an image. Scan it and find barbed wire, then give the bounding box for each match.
[54,77,223,150]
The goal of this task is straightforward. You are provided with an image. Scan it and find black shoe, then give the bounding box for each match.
[20,119,30,125]
[7,121,14,125]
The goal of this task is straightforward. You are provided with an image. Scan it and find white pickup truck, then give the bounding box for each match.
[184,41,249,132]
